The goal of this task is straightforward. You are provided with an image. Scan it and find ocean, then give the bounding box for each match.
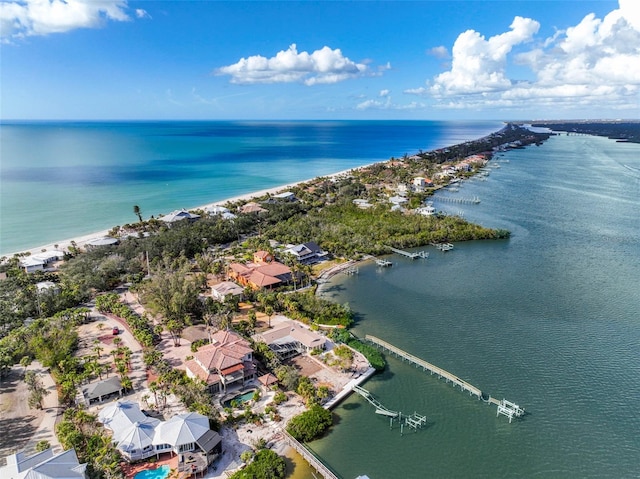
[314,133,640,478]
[0,120,501,256]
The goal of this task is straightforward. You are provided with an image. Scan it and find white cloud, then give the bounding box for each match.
[0,0,132,40]
[404,87,428,96]
[215,44,370,85]
[379,89,390,97]
[431,16,540,96]
[423,1,640,113]
[135,8,150,19]
[428,46,449,59]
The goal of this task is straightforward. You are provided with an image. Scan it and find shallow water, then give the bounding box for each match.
[0,120,500,255]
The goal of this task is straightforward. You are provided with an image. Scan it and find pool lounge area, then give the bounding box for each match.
[132,464,170,479]
[220,386,258,409]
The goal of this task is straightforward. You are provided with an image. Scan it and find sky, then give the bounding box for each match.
[1,0,639,121]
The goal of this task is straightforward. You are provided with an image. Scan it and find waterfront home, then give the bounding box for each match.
[227,251,292,290]
[0,448,87,479]
[284,241,327,264]
[239,202,267,214]
[272,191,297,202]
[160,209,201,224]
[205,205,237,220]
[31,250,65,264]
[20,256,45,273]
[98,401,222,471]
[211,281,244,302]
[253,318,327,360]
[86,237,119,248]
[154,413,222,474]
[416,205,436,216]
[185,329,256,395]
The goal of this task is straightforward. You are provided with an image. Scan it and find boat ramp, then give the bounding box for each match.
[364,335,525,423]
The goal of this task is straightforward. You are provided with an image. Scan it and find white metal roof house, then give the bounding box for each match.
[0,448,87,479]
[98,402,222,469]
[20,257,45,273]
[160,210,201,224]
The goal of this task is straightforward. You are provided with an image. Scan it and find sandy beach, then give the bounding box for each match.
[5,164,368,260]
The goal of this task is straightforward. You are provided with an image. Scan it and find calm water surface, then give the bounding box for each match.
[0,120,499,255]
[314,134,640,479]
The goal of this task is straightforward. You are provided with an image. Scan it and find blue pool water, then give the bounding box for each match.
[133,465,170,479]
[223,389,257,409]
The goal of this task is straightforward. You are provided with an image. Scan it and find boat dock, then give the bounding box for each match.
[436,196,481,205]
[281,431,340,479]
[351,385,428,435]
[386,246,429,260]
[375,259,393,267]
[364,335,524,422]
[432,242,454,251]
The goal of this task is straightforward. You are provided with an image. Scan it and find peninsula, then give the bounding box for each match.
[0,123,551,479]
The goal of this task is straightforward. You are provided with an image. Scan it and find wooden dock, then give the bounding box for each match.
[364,335,525,422]
[386,246,429,260]
[282,431,340,479]
[365,335,482,398]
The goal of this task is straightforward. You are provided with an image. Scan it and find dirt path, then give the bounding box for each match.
[0,362,61,460]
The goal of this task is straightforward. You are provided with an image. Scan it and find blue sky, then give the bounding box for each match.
[1,0,638,120]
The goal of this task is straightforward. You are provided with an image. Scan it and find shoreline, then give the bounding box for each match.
[3,164,367,259]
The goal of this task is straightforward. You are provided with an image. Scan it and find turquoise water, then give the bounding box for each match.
[0,120,501,255]
[133,464,170,479]
[314,134,640,479]
[223,389,257,408]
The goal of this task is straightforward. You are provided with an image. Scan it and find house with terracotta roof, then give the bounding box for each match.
[239,202,267,214]
[227,251,292,290]
[185,330,256,395]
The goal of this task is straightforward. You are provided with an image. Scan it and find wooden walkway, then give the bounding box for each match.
[386,246,429,259]
[365,335,483,398]
[364,335,525,422]
[282,431,340,479]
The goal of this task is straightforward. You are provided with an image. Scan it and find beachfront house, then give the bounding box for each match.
[239,202,267,214]
[160,210,201,225]
[205,205,237,220]
[185,330,256,395]
[253,318,327,360]
[0,448,87,479]
[20,257,45,273]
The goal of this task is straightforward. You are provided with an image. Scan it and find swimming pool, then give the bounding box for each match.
[222,388,258,409]
[133,464,170,479]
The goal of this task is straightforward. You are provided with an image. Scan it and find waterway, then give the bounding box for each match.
[312,134,640,478]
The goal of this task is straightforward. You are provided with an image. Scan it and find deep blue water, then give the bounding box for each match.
[314,134,640,479]
[0,120,501,255]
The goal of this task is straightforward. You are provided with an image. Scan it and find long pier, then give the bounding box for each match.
[282,431,340,479]
[435,196,480,205]
[364,335,525,422]
[365,335,482,398]
[386,246,429,259]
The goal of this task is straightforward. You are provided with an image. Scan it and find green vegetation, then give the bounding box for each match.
[330,329,386,371]
[229,449,286,479]
[286,404,333,442]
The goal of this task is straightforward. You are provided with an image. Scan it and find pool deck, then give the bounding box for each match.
[121,453,178,479]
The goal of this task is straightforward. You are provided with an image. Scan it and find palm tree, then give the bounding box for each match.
[133,205,143,223]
